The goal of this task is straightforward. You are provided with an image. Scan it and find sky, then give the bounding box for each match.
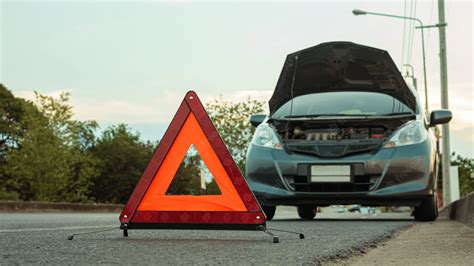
[1,0,473,157]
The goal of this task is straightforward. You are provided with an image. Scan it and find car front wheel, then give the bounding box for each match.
[297,205,317,220]
[414,193,438,221]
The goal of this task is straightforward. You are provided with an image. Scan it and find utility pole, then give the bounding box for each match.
[200,162,207,195]
[438,0,451,206]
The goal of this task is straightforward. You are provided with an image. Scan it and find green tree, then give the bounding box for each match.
[167,154,202,195]
[0,84,39,199]
[4,113,71,201]
[2,90,99,202]
[91,124,155,203]
[206,178,221,195]
[205,98,265,171]
[0,84,25,158]
[37,92,101,202]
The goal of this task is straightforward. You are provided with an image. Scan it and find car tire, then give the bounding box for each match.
[414,193,438,222]
[262,206,276,221]
[297,205,317,220]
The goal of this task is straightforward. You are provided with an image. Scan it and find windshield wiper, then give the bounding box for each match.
[273,112,415,120]
[379,112,414,116]
[281,113,373,119]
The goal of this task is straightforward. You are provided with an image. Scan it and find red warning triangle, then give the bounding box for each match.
[120,91,265,230]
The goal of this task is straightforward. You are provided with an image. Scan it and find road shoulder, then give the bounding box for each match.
[325,218,474,265]
[0,201,123,212]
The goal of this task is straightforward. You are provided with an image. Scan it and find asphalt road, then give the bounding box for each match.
[0,207,413,265]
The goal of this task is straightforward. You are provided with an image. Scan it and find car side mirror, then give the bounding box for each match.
[249,114,266,127]
[429,109,452,126]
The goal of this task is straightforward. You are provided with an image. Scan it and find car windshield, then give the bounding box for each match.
[272,92,414,118]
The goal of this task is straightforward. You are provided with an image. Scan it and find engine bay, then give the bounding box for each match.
[268,116,414,157]
[287,127,391,141]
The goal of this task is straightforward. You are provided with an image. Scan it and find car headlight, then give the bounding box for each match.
[384,120,427,148]
[251,124,282,149]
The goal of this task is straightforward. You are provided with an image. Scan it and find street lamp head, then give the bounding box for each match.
[352,9,367,16]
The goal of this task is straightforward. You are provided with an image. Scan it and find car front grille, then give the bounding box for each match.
[286,141,382,158]
[284,175,379,193]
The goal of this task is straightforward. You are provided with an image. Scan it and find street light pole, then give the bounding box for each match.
[437,0,451,205]
[352,9,429,115]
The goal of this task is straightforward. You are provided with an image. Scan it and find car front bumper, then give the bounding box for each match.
[245,140,437,207]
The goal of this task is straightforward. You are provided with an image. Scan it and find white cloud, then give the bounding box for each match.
[72,90,184,124]
[13,89,272,124]
[226,90,273,102]
[15,89,70,101]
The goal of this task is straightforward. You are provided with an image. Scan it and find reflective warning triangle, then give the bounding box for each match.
[120,91,265,230]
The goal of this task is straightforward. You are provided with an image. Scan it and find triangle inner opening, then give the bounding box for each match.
[166,144,221,195]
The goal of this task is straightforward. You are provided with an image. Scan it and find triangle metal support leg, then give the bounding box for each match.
[121,223,129,237]
[267,228,305,239]
[263,229,279,243]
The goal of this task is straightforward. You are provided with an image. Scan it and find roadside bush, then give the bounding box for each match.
[0,189,19,201]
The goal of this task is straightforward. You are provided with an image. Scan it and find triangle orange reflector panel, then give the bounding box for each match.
[120,91,265,229]
[138,112,247,212]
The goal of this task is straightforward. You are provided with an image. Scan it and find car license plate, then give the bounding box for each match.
[310,165,351,183]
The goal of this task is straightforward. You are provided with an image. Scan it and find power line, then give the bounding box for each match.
[426,0,436,52]
[401,0,408,67]
[407,0,417,65]
[406,0,412,66]
[424,0,437,83]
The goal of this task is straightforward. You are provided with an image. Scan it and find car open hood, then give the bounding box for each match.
[268,42,417,114]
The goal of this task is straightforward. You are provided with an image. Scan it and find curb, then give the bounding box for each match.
[0,201,123,212]
[439,192,474,228]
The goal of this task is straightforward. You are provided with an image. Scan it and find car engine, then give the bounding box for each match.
[288,127,390,141]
